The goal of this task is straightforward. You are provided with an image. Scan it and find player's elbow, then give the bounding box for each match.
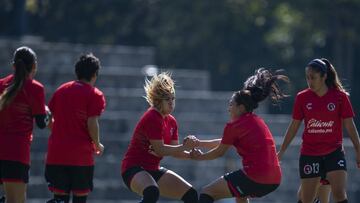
[34,114,48,129]
[36,122,47,129]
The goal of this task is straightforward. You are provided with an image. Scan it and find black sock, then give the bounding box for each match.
[0,196,5,203]
[297,200,302,203]
[141,186,159,203]
[73,195,87,203]
[337,200,348,203]
[199,193,214,203]
[181,187,198,203]
[313,198,320,203]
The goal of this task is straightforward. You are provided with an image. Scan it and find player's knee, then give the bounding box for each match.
[141,185,159,203]
[5,194,25,203]
[181,187,198,203]
[332,189,346,202]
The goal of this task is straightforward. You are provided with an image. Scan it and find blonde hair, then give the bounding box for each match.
[144,72,175,113]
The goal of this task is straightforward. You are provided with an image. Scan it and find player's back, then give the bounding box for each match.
[46,80,104,165]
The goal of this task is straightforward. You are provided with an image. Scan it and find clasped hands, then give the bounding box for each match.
[183,135,203,159]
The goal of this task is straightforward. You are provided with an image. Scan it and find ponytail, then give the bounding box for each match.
[234,68,289,112]
[321,58,347,94]
[0,47,36,111]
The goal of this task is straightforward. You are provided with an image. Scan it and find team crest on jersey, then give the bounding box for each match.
[306,103,312,110]
[327,103,336,111]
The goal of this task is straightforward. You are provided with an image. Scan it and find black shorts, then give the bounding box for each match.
[299,147,346,179]
[45,164,94,194]
[121,166,168,189]
[0,160,29,183]
[223,170,279,198]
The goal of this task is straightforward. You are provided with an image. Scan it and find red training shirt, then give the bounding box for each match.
[46,81,105,166]
[221,112,281,184]
[0,74,46,164]
[121,108,178,172]
[292,88,354,156]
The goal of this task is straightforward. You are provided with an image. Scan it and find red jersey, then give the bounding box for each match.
[46,81,105,166]
[221,112,281,184]
[0,74,46,164]
[293,88,354,156]
[121,108,178,172]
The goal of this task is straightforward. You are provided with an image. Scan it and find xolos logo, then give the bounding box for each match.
[303,164,313,175]
[327,103,336,111]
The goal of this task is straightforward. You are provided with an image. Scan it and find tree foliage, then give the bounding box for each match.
[1,0,359,114]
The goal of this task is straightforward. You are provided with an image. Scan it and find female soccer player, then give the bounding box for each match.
[278,58,360,203]
[191,68,288,203]
[45,53,106,203]
[121,72,199,203]
[0,46,49,203]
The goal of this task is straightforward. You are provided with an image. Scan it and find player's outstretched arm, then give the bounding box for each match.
[278,119,302,160]
[184,135,221,149]
[149,137,198,157]
[198,138,221,149]
[191,143,230,161]
[343,118,360,168]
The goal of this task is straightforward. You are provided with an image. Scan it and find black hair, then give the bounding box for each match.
[307,58,347,93]
[0,46,36,110]
[233,68,289,112]
[75,53,100,82]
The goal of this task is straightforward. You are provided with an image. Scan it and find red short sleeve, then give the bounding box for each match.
[87,90,106,117]
[145,112,163,140]
[221,124,234,145]
[48,91,56,113]
[172,124,178,141]
[340,93,355,118]
[31,84,46,115]
[292,94,304,120]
